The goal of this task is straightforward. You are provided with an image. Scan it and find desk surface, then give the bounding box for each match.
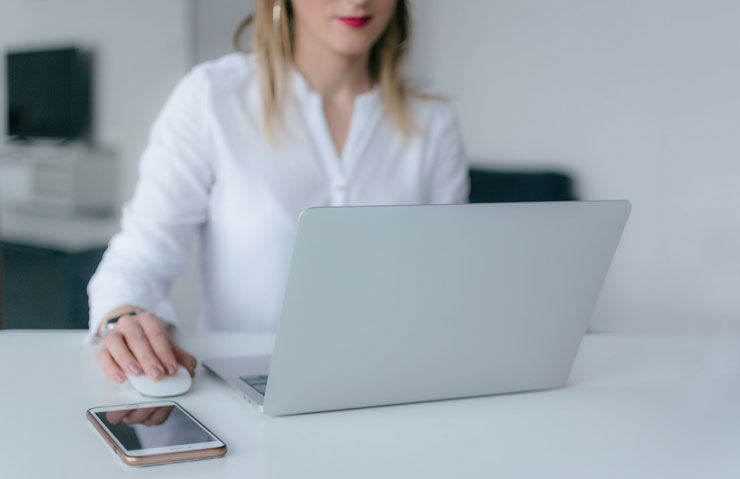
[1,331,739,478]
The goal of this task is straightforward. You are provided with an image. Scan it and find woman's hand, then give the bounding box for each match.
[96,309,197,384]
[105,406,174,426]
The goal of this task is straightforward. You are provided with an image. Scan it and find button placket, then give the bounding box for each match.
[303,95,346,206]
[299,83,380,208]
[331,180,347,206]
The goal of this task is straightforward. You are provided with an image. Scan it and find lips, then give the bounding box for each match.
[337,16,372,28]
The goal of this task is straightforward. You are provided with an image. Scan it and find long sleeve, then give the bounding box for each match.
[85,66,213,342]
[424,103,470,204]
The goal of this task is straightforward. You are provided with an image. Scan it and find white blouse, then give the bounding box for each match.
[86,52,469,341]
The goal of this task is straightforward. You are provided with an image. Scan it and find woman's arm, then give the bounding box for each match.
[87,65,213,382]
[424,102,470,204]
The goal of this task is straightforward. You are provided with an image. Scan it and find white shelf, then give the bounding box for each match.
[0,207,119,253]
[0,143,117,217]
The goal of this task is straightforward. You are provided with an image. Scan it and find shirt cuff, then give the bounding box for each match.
[84,298,178,345]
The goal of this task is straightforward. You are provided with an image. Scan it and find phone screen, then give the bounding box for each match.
[93,403,218,452]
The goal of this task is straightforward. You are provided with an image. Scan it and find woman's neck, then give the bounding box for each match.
[293,32,373,101]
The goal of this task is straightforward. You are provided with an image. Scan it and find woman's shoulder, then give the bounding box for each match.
[406,88,458,132]
[185,52,258,89]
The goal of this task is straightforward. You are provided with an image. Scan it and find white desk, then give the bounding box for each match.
[1,331,739,478]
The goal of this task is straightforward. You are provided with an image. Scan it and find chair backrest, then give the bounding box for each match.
[0,242,4,330]
[469,168,577,203]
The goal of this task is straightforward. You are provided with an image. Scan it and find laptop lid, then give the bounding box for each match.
[261,201,630,416]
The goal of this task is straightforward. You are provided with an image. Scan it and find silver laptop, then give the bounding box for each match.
[204,201,630,416]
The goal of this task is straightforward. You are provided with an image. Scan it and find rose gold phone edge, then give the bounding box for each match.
[86,405,227,466]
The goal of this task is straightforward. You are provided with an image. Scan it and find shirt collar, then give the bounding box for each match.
[290,66,380,111]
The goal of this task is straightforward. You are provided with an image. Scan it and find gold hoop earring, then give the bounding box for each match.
[273,1,282,30]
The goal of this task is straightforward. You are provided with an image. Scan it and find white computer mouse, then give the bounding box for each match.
[125,367,192,397]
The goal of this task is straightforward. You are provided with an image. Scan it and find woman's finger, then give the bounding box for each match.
[105,410,130,425]
[171,341,198,377]
[144,406,174,426]
[104,331,143,376]
[116,315,165,381]
[123,407,157,425]
[97,348,126,383]
[139,313,178,376]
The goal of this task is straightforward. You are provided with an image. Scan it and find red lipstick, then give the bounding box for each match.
[337,16,372,28]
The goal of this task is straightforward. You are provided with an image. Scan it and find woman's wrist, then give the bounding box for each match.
[97,305,145,339]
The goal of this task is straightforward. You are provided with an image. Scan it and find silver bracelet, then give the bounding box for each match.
[100,309,143,339]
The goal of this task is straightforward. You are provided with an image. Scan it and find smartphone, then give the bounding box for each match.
[86,401,227,466]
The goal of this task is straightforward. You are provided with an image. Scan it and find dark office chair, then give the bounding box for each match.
[468,167,577,203]
[0,244,4,329]
[0,242,105,329]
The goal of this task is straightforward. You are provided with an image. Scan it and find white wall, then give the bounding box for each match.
[0,0,193,205]
[409,0,740,332]
[6,1,736,333]
[0,0,200,328]
[194,0,254,64]
[187,0,740,333]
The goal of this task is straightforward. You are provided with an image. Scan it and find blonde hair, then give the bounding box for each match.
[233,0,417,143]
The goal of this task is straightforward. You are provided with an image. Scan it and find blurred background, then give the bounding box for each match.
[0,0,738,333]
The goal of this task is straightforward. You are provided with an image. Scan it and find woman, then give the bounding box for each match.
[88,0,469,384]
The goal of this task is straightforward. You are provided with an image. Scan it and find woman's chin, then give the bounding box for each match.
[328,39,378,58]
